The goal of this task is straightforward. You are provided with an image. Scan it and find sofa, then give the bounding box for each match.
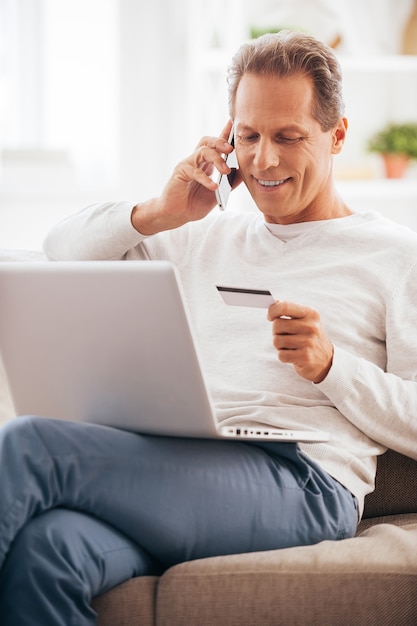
[90,448,417,626]
[1,250,417,625]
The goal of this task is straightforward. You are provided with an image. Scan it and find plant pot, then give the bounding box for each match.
[382,153,410,179]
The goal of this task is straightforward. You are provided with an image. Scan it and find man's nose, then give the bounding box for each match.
[253,139,280,170]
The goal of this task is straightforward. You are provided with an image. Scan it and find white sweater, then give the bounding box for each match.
[44,203,417,515]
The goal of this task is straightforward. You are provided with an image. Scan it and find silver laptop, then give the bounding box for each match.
[0,261,328,443]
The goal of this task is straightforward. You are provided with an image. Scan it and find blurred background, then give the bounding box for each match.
[1,0,417,249]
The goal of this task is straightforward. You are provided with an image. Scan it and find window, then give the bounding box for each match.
[0,0,120,191]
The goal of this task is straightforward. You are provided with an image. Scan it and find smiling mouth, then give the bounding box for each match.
[257,178,290,187]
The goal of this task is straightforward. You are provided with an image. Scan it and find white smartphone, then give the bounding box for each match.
[215,128,238,210]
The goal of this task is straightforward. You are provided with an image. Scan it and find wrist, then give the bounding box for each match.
[131,199,166,236]
[312,344,334,384]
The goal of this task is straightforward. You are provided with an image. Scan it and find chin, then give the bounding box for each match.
[252,200,288,221]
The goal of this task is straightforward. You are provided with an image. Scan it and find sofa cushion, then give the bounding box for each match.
[357,511,417,534]
[93,576,158,626]
[156,522,417,626]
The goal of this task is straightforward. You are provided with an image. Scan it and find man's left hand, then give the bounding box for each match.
[267,301,334,383]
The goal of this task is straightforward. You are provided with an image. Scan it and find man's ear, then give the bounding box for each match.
[331,117,348,154]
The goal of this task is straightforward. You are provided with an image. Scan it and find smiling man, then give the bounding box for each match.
[233,73,350,224]
[1,31,417,626]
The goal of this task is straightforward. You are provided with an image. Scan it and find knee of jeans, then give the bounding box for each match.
[3,509,92,593]
[0,511,101,625]
[4,510,68,575]
[1,414,44,443]
[0,416,50,473]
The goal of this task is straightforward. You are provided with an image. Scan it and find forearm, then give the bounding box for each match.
[43,127,234,260]
[43,201,146,261]
[317,345,417,459]
[131,198,191,236]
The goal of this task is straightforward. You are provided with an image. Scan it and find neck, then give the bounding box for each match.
[264,185,353,226]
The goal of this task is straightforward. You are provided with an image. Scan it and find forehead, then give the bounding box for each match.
[233,72,316,129]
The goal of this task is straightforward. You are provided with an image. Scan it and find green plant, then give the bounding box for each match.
[250,26,282,39]
[367,122,417,159]
[249,26,307,40]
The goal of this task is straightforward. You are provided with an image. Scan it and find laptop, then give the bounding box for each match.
[0,261,328,443]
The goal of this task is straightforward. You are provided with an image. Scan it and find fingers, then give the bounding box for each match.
[195,120,233,148]
[173,150,227,193]
[193,141,234,179]
[168,123,235,194]
[185,126,235,192]
[267,300,307,322]
[194,145,231,174]
[268,301,321,346]
[267,301,333,383]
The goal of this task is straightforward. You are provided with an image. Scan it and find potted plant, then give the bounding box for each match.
[367,122,417,178]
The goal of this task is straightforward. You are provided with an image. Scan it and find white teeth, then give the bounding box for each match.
[258,179,286,187]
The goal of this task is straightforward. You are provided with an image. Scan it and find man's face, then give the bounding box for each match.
[233,72,346,224]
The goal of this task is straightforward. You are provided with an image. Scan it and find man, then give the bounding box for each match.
[1,30,417,625]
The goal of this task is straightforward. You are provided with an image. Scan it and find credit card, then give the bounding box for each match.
[216,286,275,308]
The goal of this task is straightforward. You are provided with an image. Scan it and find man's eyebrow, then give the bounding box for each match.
[235,124,255,133]
[236,124,308,134]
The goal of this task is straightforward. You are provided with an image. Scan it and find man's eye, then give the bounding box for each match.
[241,135,258,143]
[279,136,302,144]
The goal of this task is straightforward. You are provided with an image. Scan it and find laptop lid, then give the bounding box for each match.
[0,261,328,443]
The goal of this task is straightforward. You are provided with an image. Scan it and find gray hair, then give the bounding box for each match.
[227,30,345,132]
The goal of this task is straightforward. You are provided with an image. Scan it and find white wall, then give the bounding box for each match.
[117,0,189,199]
[0,0,416,250]
[0,0,191,249]
[0,0,122,248]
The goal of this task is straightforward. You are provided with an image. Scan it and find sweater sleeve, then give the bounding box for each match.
[317,260,417,460]
[43,201,147,261]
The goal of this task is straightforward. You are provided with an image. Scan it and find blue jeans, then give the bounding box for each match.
[0,415,358,625]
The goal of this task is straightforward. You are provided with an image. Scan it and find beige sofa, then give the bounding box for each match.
[91,448,417,626]
[1,250,417,625]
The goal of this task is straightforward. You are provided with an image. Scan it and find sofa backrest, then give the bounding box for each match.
[362,449,417,519]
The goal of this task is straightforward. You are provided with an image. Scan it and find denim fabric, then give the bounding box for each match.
[0,416,358,625]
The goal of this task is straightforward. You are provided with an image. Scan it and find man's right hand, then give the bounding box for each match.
[131,121,239,236]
